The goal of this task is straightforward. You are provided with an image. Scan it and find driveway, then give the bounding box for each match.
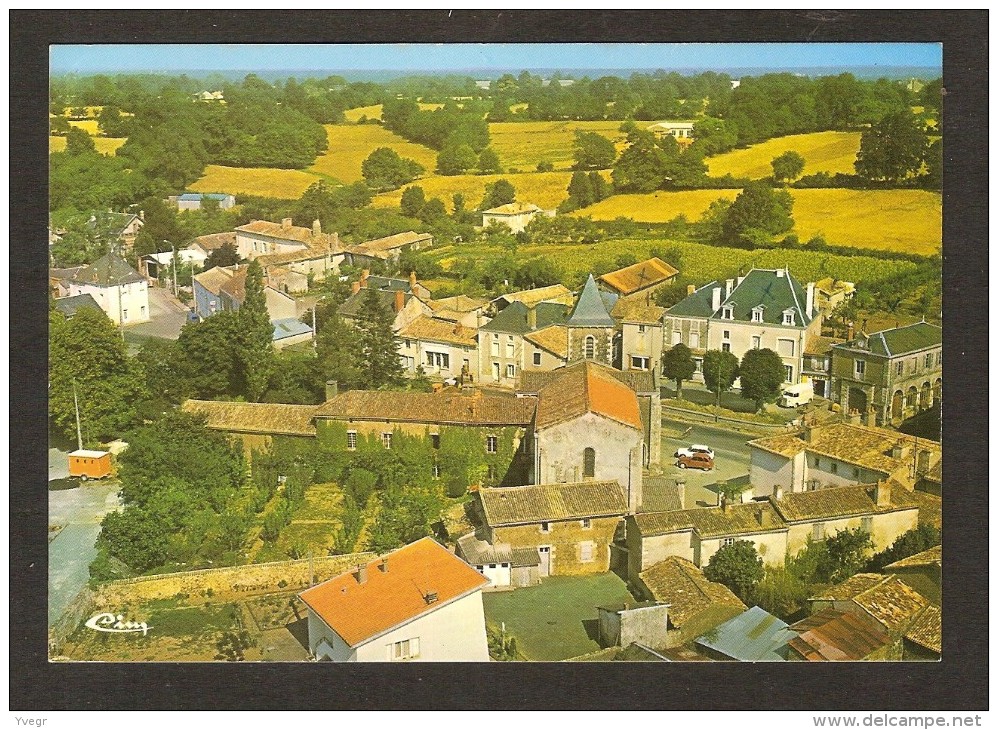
[125,285,191,342]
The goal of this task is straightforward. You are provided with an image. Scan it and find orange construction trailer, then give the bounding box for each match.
[68,449,112,480]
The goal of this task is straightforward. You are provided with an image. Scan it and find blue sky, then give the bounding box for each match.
[51,43,941,74]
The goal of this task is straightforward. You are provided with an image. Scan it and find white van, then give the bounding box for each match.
[778,380,814,408]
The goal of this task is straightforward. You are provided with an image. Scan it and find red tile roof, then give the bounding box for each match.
[535,361,642,431]
[299,538,488,648]
[600,257,679,295]
[314,390,537,426]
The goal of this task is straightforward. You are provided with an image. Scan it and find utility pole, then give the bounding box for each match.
[72,379,83,451]
[715,361,721,423]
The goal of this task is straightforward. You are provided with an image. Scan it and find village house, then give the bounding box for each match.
[647,120,696,142]
[234,218,344,286]
[477,301,570,386]
[626,482,919,577]
[694,605,796,662]
[171,192,236,211]
[830,321,942,426]
[883,544,941,606]
[787,608,893,661]
[490,284,574,314]
[345,231,434,268]
[69,252,149,326]
[398,314,479,383]
[663,268,821,386]
[471,480,629,578]
[192,264,299,323]
[140,248,207,281]
[299,537,490,662]
[801,333,843,399]
[187,231,237,259]
[747,422,941,498]
[813,276,856,315]
[49,266,87,299]
[599,257,679,301]
[182,399,319,455]
[94,211,144,251]
[614,297,665,374]
[53,292,102,320]
[632,556,746,648]
[338,283,431,333]
[425,294,489,329]
[352,270,433,300]
[481,202,549,234]
[455,533,541,589]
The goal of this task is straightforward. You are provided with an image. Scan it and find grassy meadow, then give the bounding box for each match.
[705,131,862,179]
[49,136,126,155]
[575,187,941,255]
[488,120,626,172]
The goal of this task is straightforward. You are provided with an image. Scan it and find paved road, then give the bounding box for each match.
[125,285,191,341]
[644,419,754,512]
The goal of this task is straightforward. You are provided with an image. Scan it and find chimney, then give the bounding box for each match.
[755,507,765,526]
[711,286,722,312]
[526,304,537,330]
[890,441,907,460]
[776,268,785,278]
[394,289,405,313]
[325,380,339,401]
[847,322,855,340]
[378,557,389,573]
[351,281,361,295]
[312,219,321,236]
[282,217,292,229]
[874,480,891,507]
[725,278,734,297]
[806,282,815,318]
[354,564,368,584]
[139,210,145,221]
[720,496,728,512]
[736,276,745,287]
[772,485,784,501]
[409,271,417,289]
[687,284,696,296]
[360,270,370,288]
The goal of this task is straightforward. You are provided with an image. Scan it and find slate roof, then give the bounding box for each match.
[182,399,319,436]
[904,605,941,654]
[633,501,785,539]
[272,318,313,342]
[884,544,941,571]
[523,325,569,357]
[771,482,919,522]
[600,257,679,295]
[479,300,569,335]
[400,315,478,347]
[299,538,488,648]
[534,361,642,431]
[694,606,795,661]
[315,390,537,426]
[53,293,102,318]
[810,574,930,634]
[566,274,617,327]
[612,297,666,324]
[479,481,628,527]
[72,252,145,287]
[788,608,890,661]
[709,268,813,326]
[637,557,745,629]
[666,280,721,318]
[338,288,415,320]
[836,322,943,358]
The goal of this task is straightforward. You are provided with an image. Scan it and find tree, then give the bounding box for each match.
[854,109,930,183]
[204,241,240,269]
[356,288,403,388]
[821,528,874,584]
[480,179,516,210]
[175,311,243,399]
[738,348,786,412]
[238,259,275,401]
[215,630,255,662]
[315,301,364,390]
[721,181,795,247]
[48,308,145,443]
[399,186,426,218]
[435,143,477,175]
[702,349,740,397]
[923,138,942,190]
[573,131,617,170]
[477,146,502,174]
[703,540,764,601]
[64,127,96,156]
[361,147,424,191]
[771,150,805,184]
[866,524,940,572]
[566,171,595,208]
[661,343,696,400]
[612,127,669,193]
[366,483,444,553]
[417,198,447,225]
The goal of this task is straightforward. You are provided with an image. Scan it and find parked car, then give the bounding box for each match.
[675,444,715,460]
[677,453,714,471]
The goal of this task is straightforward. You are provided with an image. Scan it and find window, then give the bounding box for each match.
[783,310,796,326]
[389,638,420,661]
[751,335,761,350]
[491,334,500,356]
[580,541,595,563]
[924,353,933,368]
[829,462,838,475]
[751,307,763,323]
[382,432,392,449]
[488,564,497,569]
[486,435,498,453]
[672,330,681,345]
[533,351,541,366]
[584,336,596,359]
[347,431,357,450]
[812,456,820,468]
[638,325,646,334]
[908,358,917,374]
[492,362,500,381]
[723,330,730,340]
[861,517,874,534]
[721,343,731,353]
[852,467,861,479]
[505,339,514,358]
[689,332,700,349]
[581,518,592,529]
[140,306,146,317]
[122,309,128,321]
[430,434,440,449]
[896,362,904,376]
[722,537,735,547]
[505,363,515,378]
[426,351,450,369]
[631,356,649,370]
[404,339,411,349]
[854,360,866,378]
[777,338,795,357]
[540,522,551,533]
[583,447,596,478]
[812,522,825,541]
[784,365,793,383]
[935,351,942,366]
[694,357,703,373]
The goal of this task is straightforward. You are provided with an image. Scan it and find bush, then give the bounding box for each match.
[536,160,554,172]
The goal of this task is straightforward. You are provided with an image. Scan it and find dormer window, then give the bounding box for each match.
[722,306,734,320]
[783,309,796,326]
[751,306,765,323]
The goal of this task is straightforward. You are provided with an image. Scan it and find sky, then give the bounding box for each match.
[50,43,942,75]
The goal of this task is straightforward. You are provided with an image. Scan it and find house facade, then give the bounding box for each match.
[192,264,298,323]
[69,252,150,326]
[398,315,479,382]
[174,193,236,211]
[481,202,547,234]
[614,297,665,373]
[801,334,842,398]
[346,231,434,267]
[830,322,942,426]
[299,538,490,662]
[234,218,345,286]
[477,301,570,386]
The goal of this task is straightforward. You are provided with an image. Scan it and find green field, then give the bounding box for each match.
[705,131,862,179]
[488,120,626,172]
[575,188,941,255]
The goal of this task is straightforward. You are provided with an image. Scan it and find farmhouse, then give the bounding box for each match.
[647,121,696,143]
[235,218,345,285]
[481,202,548,234]
[346,231,434,267]
[299,537,490,662]
[398,314,479,382]
[69,252,149,326]
[599,257,679,300]
[187,231,237,258]
[478,301,570,386]
[173,192,236,211]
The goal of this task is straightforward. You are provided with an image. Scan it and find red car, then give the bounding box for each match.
[677,453,714,471]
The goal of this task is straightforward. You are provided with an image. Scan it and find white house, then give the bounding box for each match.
[398,315,479,382]
[481,202,548,234]
[69,252,150,326]
[175,193,236,211]
[234,218,345,286]
[298,538,490,662]
[647,121,696,140]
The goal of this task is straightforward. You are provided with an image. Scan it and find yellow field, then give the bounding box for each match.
[49,136,126,155]
[68,119,100,135]
[61,106,103,118]
[308,124,439,183]
[342,102,444,123]
[705,131,862,179]
[374,170,594,211]
[488,120,626,171]
[189,165,322,199]
[576,187,941,255]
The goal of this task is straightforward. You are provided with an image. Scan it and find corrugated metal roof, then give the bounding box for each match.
[695,606,795,661]
[789,608,890,661]
[272,318,313,340]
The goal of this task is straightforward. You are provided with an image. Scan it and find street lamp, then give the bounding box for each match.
[311,295,327,350]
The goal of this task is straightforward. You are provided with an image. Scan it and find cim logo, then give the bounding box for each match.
[84,612,152,636]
